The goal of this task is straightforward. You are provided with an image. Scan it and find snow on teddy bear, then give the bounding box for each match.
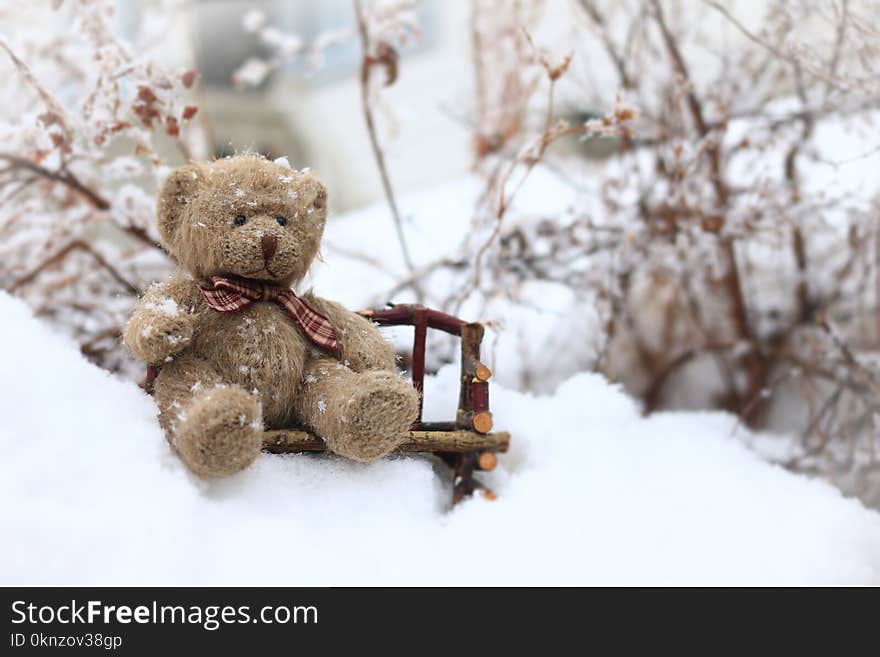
[124,154,419,477]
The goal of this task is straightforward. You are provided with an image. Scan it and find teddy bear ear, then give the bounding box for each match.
[156,164,203,246]
[299,171,327,218]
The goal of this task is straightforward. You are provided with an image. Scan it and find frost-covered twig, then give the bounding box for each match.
[0,153,110,210]
[464,41,632,307]
[8,240,139,296]
[0,0,204,374]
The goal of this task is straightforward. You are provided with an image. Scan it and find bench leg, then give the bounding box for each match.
[437,452,497,506]
[451,453,476,505]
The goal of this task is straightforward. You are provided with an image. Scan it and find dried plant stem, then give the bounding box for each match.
[0,153,110,210]
[470,0,489,149]
[577,1,632,89]
[0,153,159,252]
[469,75,567,299]
[0,38,74,150]
[653,0,767,417]
[8,239,139,296]
[703,0,865,93]
[353,0,423,301]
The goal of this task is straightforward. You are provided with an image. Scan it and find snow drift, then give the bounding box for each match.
[1,290,879,585]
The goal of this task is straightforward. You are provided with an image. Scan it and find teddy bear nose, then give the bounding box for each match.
[261,235,278,261]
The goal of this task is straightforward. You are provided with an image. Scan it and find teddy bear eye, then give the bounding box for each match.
[234,215,247,226]
[275,216,288,227]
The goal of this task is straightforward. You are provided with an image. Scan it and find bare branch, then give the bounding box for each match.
[0,153,110,210]
[353,0,422,300]
[7,239,139,296]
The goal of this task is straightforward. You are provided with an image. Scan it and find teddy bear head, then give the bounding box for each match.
[156,154,328,286]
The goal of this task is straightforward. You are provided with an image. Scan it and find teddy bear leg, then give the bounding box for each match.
[153,355,263,478]
[295,358,420,463]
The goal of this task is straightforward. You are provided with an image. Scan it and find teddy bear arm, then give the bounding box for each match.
[304,294,398,372]
[124,281,198,365]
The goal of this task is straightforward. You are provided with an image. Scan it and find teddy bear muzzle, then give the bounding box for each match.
[261,234,278,262]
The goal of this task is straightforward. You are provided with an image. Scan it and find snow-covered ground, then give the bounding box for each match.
[2,290,879,585]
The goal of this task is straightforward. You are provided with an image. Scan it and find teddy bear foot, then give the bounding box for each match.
[328,372,420,463]
[173,385,263,478]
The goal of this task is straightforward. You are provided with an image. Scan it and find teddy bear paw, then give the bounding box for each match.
[173,385,263,478]
[329,372,419,463]
[124,312,195,365]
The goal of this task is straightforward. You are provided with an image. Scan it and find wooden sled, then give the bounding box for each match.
[144,304,510,506]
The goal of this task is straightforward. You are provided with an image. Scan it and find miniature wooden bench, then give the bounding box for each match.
[263,305,510,505]
[143,304,509,505]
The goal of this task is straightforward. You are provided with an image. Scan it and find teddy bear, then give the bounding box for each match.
[124,154,420,477]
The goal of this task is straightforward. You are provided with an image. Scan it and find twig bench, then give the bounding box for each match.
[144,304,509,505]
[264,305,510,505]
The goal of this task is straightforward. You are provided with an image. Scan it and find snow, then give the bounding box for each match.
[1,291,879,585]
[144,298,179,317]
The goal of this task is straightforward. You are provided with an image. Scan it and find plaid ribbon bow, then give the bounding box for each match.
[200,275,339,355]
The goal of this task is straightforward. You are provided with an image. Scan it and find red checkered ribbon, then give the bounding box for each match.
[200,275,339,355]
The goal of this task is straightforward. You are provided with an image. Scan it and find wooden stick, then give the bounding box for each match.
[472,477,498,501]
[415,421,458,432]
[472,411,493,434]
[412,306,427,420]
[263,429,511,454]
[432,453,497,502]
[452,453,476,505]
[476,451,497,471]
[360,305,466,336]
[458,322,485,429]
[471,385,489,414]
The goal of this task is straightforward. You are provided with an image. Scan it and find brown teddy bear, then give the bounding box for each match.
[124,154,419,477]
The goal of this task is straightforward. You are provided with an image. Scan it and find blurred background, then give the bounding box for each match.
[2,0,880,507]
[6,0,783,211]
